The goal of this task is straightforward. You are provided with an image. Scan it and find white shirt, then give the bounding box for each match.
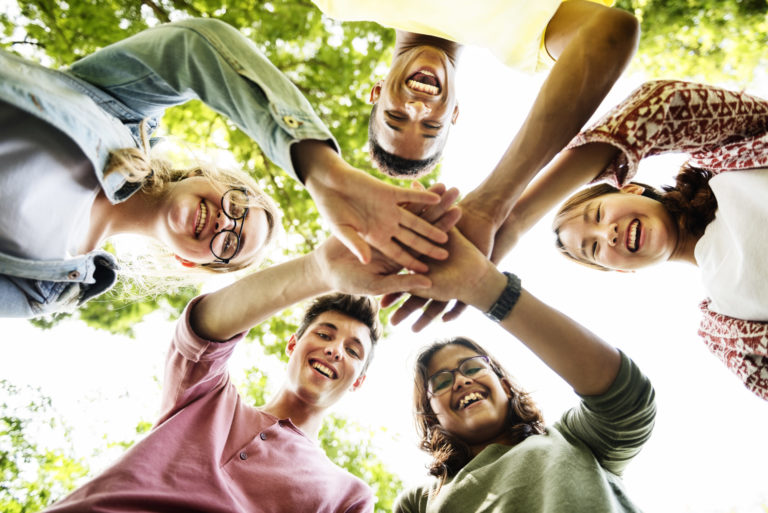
[695,169,768,321]
[0,101,99,261]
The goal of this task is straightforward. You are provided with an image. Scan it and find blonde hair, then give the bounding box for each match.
[103,121,282,292]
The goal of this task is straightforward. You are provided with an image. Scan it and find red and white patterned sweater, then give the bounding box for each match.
[568,80,768,401]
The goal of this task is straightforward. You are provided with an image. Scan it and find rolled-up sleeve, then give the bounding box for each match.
[159,294,246,418]
[70,18,338,181]
[557,351,656,476]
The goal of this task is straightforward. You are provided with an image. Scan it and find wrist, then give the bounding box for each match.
[483,272,522,323]
[464,265,508,312]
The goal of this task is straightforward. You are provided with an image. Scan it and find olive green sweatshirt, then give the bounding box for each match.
[395,351,656,513]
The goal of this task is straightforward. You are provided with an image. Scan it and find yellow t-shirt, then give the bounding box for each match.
[313,0,614,72]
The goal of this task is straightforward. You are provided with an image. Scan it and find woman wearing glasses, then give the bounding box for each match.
[393,227,656,512]
[1,17,448,318]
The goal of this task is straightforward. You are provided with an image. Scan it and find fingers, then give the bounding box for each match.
[375,239,429,273]
[335,225,372,264]
[434,206,462,232]
[442,301,468,322]
[412,300,449,332]
[418,187,460,224]
[400,209,449,244]
[393,226,449,261]
[390,296,429,325]
[380,291,404,308]
[395,187,441,206]
[374,274,431,296]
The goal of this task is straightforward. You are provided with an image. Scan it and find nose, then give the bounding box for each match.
[452,373,473,392]
[405,101,431,117]
[324,343,342,361]
[214,210,236,232]
[599,223,619,247]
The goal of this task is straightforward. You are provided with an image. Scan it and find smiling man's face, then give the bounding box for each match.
[368,45,459,176]
[285,311,372,409]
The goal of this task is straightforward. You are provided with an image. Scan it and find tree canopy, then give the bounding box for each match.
[2,0,767,511]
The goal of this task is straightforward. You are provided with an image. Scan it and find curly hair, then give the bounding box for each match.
[552,166,718,270]
[413,337,545,494]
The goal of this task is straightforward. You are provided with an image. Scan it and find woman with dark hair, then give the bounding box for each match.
[394,80,768,400]
[542,81,768,401]
[393,227,656,512]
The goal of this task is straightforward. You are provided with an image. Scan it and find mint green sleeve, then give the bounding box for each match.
[557,351,657,476]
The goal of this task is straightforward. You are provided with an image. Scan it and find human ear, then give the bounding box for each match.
[369,81,383,104]
[451,103,460,124]
[620,183,645,195]
[286,334,297,356]
[351,373,366,391]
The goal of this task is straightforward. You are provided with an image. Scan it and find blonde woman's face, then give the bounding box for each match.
[556,187,679,271]
[161,176,270,266]
[426,345,510,446]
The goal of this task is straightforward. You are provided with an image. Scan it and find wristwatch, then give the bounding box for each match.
[485,272,521,323]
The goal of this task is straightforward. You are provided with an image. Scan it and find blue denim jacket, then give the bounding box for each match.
[0,18,337,317]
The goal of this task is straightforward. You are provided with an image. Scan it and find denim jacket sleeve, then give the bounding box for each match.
[69,18,338,182]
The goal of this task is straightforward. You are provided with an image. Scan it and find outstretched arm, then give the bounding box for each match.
[457,1,638,258]
[406,227,621,395]
[190,234,433,342]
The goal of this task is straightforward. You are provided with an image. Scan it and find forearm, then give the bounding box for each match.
[190,252,327,342]
[492,143,620,259]
[464,267,621,396]
[464,5,638,224]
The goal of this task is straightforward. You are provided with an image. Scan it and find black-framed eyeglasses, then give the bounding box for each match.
[426,355,492,396]
[210,188,249,264]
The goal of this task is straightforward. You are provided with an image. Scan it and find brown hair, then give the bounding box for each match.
[414,337,545,493]
[552,166,718,270]
[297,294,382,377]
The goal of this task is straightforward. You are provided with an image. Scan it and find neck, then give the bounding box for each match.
[80,190,163,254]
[669,228,700,266]
[393,30,463,64]
[260,387,327,440]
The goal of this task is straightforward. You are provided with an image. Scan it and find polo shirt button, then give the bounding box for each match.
[260,432,267,440]
[239,451,247,460]
[67,270,80,280]
[282,115,302,128]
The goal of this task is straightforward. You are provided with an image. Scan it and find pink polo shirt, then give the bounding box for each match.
[45,296,375,513]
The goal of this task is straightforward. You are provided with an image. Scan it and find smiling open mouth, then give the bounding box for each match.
[195,200,208,237]
[626,219,640,252]
[407,70,440,95]
[457,391,486,410]
[310,359,337,379]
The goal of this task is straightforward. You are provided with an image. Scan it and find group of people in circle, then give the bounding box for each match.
[2,1,764,512]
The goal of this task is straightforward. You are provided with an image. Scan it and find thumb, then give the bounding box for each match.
[395,187,440,206]
[335,225,372,264]
[374,274,431,295]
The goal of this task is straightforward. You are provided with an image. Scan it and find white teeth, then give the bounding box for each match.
[627,220,639,251]
[195,201,207,236]
[407,79,439,95]
[420,70,435,77]
[311,361,335,379]
[458,392,484,409]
